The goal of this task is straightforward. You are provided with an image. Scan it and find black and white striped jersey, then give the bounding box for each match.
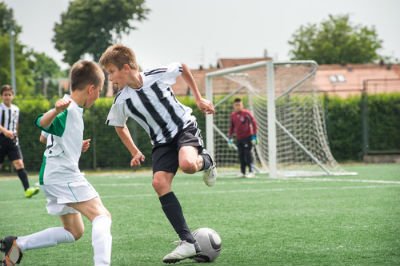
[106,62,196,146]
[0,103,19,134]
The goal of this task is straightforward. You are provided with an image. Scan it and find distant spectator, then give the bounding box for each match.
[228,98,258,178]
[0,85,39,198]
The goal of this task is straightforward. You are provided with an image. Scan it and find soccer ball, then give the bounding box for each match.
[192,227,222,262]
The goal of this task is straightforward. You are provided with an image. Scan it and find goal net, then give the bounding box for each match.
[205,60,356,178]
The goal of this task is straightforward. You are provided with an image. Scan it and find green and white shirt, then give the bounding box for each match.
[35,95,85,185]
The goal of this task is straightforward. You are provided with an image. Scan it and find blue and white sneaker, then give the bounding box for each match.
[201,149,217,187]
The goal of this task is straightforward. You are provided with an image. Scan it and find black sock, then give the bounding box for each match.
[200,153,212,171]
[159,192,195,243]
[17,168,30,191]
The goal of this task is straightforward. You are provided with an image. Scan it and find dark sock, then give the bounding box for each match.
[159,192,195,243]
[200,153,212,171]
[17,168,30,191]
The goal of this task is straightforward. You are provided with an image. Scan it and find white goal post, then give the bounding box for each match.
[205,60,356,178]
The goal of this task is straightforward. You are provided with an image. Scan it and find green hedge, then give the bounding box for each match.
[14,96,206,171]
[12,93,400,172]
[324,93,400,160]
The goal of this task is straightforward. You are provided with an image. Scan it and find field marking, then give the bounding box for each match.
[1,183,399,203]
[289,177,400,185]
[99,184,400,199]
[93,176,400,186]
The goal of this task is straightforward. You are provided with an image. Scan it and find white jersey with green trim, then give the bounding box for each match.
[35,95,85,185]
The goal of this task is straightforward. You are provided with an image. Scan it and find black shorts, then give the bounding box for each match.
[0,134,22,164]
[152,122,204,174]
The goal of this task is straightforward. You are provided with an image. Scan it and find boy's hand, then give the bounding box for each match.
[228,138,236,149]
[55,99,71,114]
[197,98,215,114]
[251,135,258,145]
[131,151,145,167]
[4,130,15,139]
[82,139,91,152]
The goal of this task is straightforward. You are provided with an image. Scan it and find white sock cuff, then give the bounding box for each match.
[92,215,112,227]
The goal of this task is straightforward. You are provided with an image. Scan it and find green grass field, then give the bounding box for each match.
[1,163,399,265]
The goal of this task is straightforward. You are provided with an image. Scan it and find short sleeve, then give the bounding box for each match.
[105,102,128,127]
[35,109,68,137]
[162,62,183,85]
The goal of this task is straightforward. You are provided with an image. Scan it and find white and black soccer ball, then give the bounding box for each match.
[192,227,222,263]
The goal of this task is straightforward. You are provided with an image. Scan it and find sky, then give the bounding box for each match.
[3,0,400,70]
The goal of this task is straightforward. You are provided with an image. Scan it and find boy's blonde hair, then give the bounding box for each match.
[99,44,138,70]
[70,60,104,91]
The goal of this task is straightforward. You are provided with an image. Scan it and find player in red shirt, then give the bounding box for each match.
[228,98,258,178]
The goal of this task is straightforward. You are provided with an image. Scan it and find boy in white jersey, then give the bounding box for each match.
[99,44,217,264]
[0,61,112,266]
[0,85,39,198]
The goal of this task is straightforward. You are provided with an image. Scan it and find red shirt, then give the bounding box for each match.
[228,109,257,140]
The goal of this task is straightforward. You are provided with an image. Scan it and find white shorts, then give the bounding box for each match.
[41,180,99,216]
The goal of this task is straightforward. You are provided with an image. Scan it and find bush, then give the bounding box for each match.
[12,93,400,172]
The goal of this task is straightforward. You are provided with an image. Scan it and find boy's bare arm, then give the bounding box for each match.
[114,126,145,167]
[0,125,14,139]
[39,134,47,144]
[39,99,71,128]
[181,64,215,114]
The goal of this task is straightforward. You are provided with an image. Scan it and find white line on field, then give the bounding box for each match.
[0,183,398,203]
[99,184,400,199]
[92,176,400,187]
[285,177,400,185]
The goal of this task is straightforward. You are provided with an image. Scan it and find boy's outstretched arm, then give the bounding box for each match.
[181,63,215,115]
[39,98,71,128]
[114,126,145,167]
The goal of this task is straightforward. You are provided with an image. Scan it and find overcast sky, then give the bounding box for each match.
[4,0,400,69]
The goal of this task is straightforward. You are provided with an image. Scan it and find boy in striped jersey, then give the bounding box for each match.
[1,61,112,266]
[0,85,39,198]
[100,44,217,264]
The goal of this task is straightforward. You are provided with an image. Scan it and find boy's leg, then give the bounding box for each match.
[1,215,77,265]
[12,159,29,190]
[153,171,200,263]
[155,172,194,242]
[69,197,112,266]
[244,142,255,177]
[16,215,79,251]
[237,142,246,175]
[12,155,39,198]
[179,146,216,187]
[176,122,217,186]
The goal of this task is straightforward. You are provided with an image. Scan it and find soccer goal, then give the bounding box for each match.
[205,60,356,178]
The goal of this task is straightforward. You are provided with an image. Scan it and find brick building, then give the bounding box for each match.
[172,59,400,97]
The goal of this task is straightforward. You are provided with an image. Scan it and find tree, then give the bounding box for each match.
[27,51,64,98]
[53,0,149,65]
[0,2,21,35]
[0,3,34,95]
[288,14,383,64]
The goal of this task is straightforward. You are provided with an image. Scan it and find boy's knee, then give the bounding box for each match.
[66,227,84,241]
[152,178,172,196]
[179,159,197,174]
[13,160,24,170]
[152,178,165,191]
[103,210,112,220]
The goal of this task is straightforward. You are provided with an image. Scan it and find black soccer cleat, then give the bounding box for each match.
[0,236,23,266]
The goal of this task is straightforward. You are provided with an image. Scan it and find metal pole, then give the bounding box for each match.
[361,80,369,158]
[205,76,214,157]
[267,61,277,178]
[9,29,16,94]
